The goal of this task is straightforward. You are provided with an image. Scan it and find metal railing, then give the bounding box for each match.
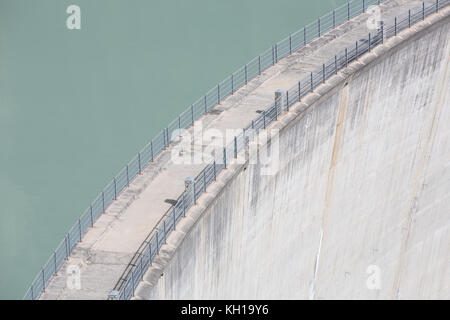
[23,0,446,300]
[111,0,450,301]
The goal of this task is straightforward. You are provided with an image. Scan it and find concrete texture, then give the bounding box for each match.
[41,0,449,299]
[136,8,450,299]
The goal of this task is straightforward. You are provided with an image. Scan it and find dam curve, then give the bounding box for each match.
[33,0,449,300]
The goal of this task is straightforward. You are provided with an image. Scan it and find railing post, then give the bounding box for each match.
[178,116,181,129]
[139,255,144,281]
[90,204,93,226]
[363,0,365,13]
[381,23,384,44]
[213,161,216,181]
[78,219,82,241]
[275,44,278,62]
[333,9,336,28]
[310,72,313,92]
[395,17,397,36]
[275,102,278,120]
[147,241,152,264]
[167,128,170,146]
[231,74,234,93]
[191,104,194,125]
[345,48,348,67]
[126,165,129,187]
[138,153,141,174]
[234,136,237,158]
[245,65,248,84]
[304,27,306,45]
[272,45,275,65]
[318,18,320,36]
[286,91,289,111]
[335,55,338,74]
[42,269,45,292]
[173,208,176,230]
[217,84,220,104]
[131,264,135,294]
[193,180,196,204]
[423,2,425,20]
[289,35,292,54]
[368,33,371,51]
[102,191,105,212]
[348,2,350,21]
[223,147,227,169]
[164,129,168,147]
[162,128,166,148]
[263,110,266,129]
[258,56,261,75]
[356,41,358,58]
[322,64,325,83]
[409,9,411,28]
[150,141,154,161]
[203,170,206,192]
[54,251,57,274]
[65,234,69,259]
[182,193,186,217]
[163,221,166,243]
[298,81,301,102]
[436,0,439,12]
[113,178,117,200]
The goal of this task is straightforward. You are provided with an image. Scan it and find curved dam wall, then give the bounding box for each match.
[139,14,450,299]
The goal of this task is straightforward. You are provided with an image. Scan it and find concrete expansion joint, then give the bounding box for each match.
[279,112,298,126]
[269,121,285,132]
[360,52,378,65]
[147,264,163,276]
[154,250,172,265]
[160,242,178,255]
[198,193,216,206]
[290,102,310,115]
[371,45,386,57]
[192,200,208,213]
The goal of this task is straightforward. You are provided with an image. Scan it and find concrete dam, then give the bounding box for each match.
[33,0,449,300]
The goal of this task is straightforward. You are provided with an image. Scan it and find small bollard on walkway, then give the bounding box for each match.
[185,177,195,204]
[275,89,284,119]
[275,89,283,101]
[184,177,194,189]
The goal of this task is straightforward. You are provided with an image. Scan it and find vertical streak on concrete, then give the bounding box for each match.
[392,39,450,299]
[309,228,323,300]
[310,82,349,299]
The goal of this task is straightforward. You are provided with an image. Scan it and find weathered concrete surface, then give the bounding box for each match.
[136,9,450,300]
[41,0,446,299]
